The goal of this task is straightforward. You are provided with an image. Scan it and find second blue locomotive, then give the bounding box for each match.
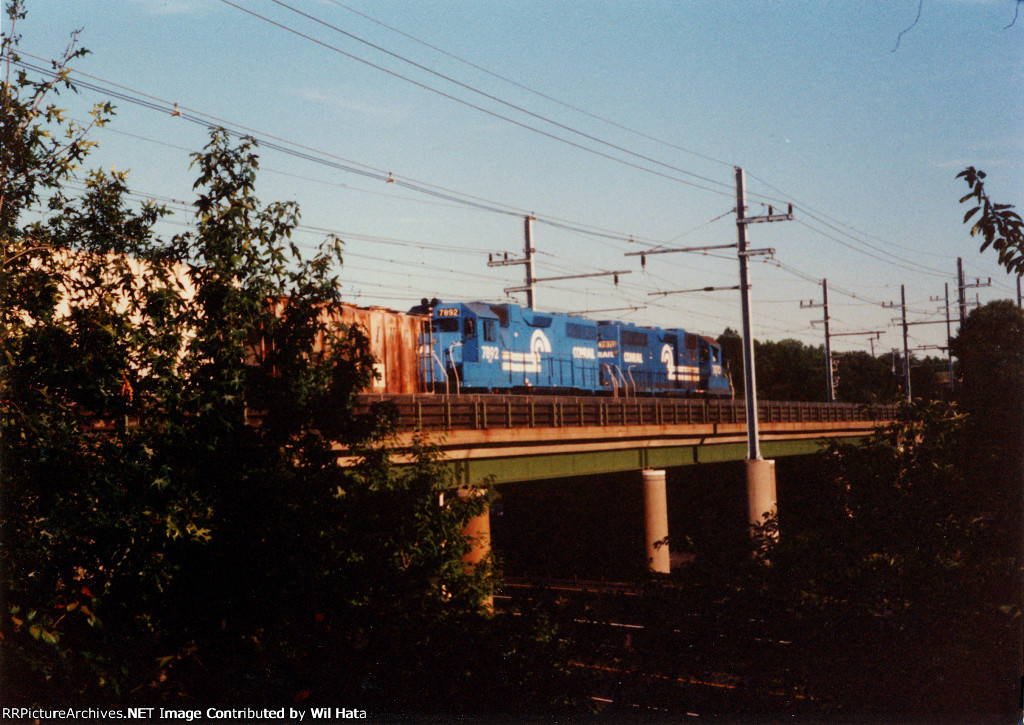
[410,299,732,397]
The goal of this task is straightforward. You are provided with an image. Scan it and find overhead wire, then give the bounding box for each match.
[745,170,964,267]
[324,0,736,170]
[12,53,679,249]
[215,0,738,199]
[10,22,959,344]
[259,0,739,194]
[283,1,973,291]
[794,218,950,279]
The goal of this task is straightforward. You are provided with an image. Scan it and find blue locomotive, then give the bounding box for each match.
[409,299,732,397]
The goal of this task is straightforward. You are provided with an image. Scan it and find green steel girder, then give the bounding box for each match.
[447,435,867,486]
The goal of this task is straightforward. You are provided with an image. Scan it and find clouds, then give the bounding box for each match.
[293,87,404,121]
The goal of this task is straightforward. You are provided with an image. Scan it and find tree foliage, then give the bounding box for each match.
[958,166,1024,276]
[950,299,1024,434]
[1,5,576,713]
[949,299,1024,554]
[717,328,903,403]
[589,400,1019,719]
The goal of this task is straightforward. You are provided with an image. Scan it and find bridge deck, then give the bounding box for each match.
[347,395,896,485]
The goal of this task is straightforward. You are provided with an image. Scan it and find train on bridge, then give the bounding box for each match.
[338,298,733,397]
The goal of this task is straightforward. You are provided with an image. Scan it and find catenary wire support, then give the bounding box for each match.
[800,279,834,403]
[488,215,537,308]
[647,284,744,297]
[491,215,630,307]
[735,167,793,461]
[956,256,991,329]
[622,169,792,540]
[883,285,912,401]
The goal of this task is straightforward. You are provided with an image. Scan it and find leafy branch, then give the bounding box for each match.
[957,167,1024,277]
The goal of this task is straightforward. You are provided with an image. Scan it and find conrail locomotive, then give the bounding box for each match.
[408,299,733,397]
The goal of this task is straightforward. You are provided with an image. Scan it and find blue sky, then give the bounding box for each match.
[6,0,1023,356]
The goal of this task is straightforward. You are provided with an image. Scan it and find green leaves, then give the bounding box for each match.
[2,6,537,710]
[957,166,1024,276]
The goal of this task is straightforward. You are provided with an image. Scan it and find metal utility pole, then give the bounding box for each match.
[957,257,991,328]
[957,257,967,329]
[735,167,791,538]
[883,285,911,401]
[523,215,535,309]
[624,170,788,539]
[735,168,790,460]
[800,279,834,403]
[901,286,910,401]
[1017,276,1022,308]
[489,215,536,308]
[929,286,956,394]
[901,285,910,402]
[736,171,760,459]
[944,284,954,392]
[490,215,630,308]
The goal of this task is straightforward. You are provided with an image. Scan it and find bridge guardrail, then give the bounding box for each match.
[357,394,898,433]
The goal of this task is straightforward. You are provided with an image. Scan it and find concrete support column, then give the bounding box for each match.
[642,469,671,574]
[458,488,492,610]
[458,488,491,567]
[745,458,778,537]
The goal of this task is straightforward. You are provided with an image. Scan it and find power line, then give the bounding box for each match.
[268,0,738,192]
[288,1,969,284]
[746,170,961,266]
[797,209,950,276]
[794,218,950,279]
[324,0,736,170]
[215,0,738,198]
[11,53,676,248]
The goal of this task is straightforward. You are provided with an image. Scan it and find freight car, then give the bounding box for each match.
[408,299,732,397]
[319,303,423,394]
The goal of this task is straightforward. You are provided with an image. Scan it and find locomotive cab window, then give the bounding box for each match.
[483,319,497,342]
[433,318,460,333]
[488,306,510,327]
[464,317,476,337]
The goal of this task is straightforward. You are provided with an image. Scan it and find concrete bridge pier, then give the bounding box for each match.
[745,458,778,538]
[642,469,671,574]
[458,488,491,566]
[458,487,493,610]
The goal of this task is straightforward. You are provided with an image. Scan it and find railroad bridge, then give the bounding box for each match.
[352,394,896,485]
[347,394,897,573]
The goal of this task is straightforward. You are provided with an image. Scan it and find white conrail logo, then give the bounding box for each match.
[661,344,700,382]
[502,330,551,373]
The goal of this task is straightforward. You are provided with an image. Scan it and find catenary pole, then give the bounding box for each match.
[733,167,791,540]
[735,167,761,460]
[902,284,911,402]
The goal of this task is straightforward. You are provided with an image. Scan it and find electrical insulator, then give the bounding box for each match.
[641,253,646,269]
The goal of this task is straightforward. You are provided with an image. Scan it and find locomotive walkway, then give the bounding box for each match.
[350,394,898,485]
